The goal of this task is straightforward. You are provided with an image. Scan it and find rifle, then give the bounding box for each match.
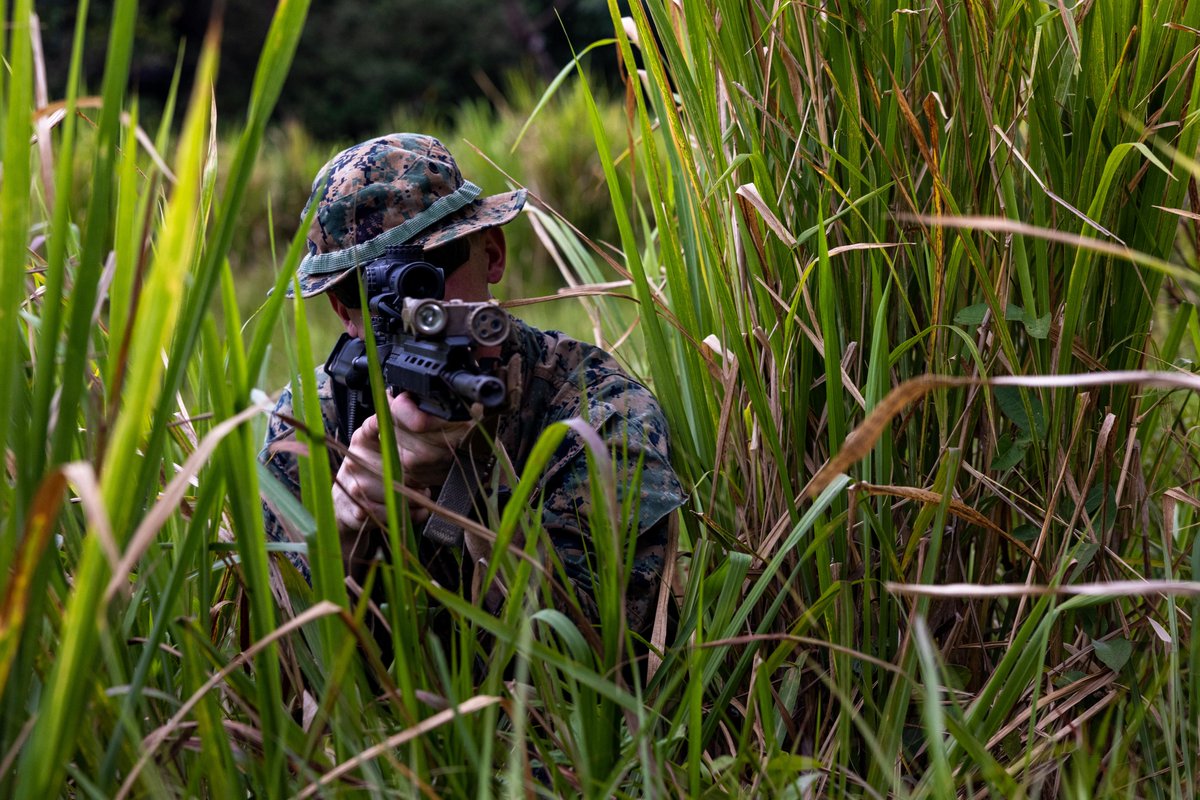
[324,244,510,446]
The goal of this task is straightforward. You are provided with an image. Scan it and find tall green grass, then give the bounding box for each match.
[3,0,1200,797]
[593,0,1200,794]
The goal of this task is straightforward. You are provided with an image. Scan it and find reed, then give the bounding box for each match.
[2,0,1199,796]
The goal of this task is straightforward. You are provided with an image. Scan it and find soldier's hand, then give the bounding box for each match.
[332,392,472,536]
[332,413,391,535]
[387,391,474,489]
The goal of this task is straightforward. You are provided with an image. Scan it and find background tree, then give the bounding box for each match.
[40,0,624,137]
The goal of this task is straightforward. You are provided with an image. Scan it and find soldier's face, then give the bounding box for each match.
[329,297,366,339]
[328,228,507,342]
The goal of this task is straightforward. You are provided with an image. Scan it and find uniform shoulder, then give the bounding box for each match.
[518,322,644,393]
[509,323,668,445]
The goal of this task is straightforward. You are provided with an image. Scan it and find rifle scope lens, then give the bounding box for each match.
[412,300,448,335]
[392,262,443,299]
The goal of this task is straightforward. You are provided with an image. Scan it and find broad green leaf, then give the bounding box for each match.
[954,303,989,326]
[995,385,1046,438]
[1093,636,1132,672]
[992,435,1030,471]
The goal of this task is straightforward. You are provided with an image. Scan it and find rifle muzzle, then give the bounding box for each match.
[444,370,506,409]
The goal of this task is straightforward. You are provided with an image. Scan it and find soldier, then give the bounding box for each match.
[259,133,684,641]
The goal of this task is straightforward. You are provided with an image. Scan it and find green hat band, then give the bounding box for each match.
[297,180,483,277]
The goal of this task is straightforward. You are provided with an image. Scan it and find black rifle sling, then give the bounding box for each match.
[423,450,495,548]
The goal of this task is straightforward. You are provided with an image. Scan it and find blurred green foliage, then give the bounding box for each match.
[40,0,625,138]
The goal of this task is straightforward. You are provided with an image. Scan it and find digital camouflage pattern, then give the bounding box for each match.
[258,369,339,584]
[259,316,686,635]
[291,133,526,298]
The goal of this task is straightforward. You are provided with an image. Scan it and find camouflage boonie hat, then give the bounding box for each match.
[288,133,527,298]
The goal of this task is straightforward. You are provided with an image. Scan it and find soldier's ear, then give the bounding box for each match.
[481,228,507,284]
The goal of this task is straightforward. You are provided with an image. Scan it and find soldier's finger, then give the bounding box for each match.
[340,445,382,483]
[389,392,451,435]
[352,471,391,505]
[411,487,435,524]
[332,482,367,529]
[356,412,380,441]
[356,499,390,526]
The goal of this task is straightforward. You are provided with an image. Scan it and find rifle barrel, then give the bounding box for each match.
[444,370,505,409]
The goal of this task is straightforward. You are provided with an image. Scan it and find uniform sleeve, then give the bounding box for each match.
[257,384,314,581]
[537,374,686,635]
[258,371,347,584]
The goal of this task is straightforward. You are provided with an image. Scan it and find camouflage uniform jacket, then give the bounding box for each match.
[259,316,686,634]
